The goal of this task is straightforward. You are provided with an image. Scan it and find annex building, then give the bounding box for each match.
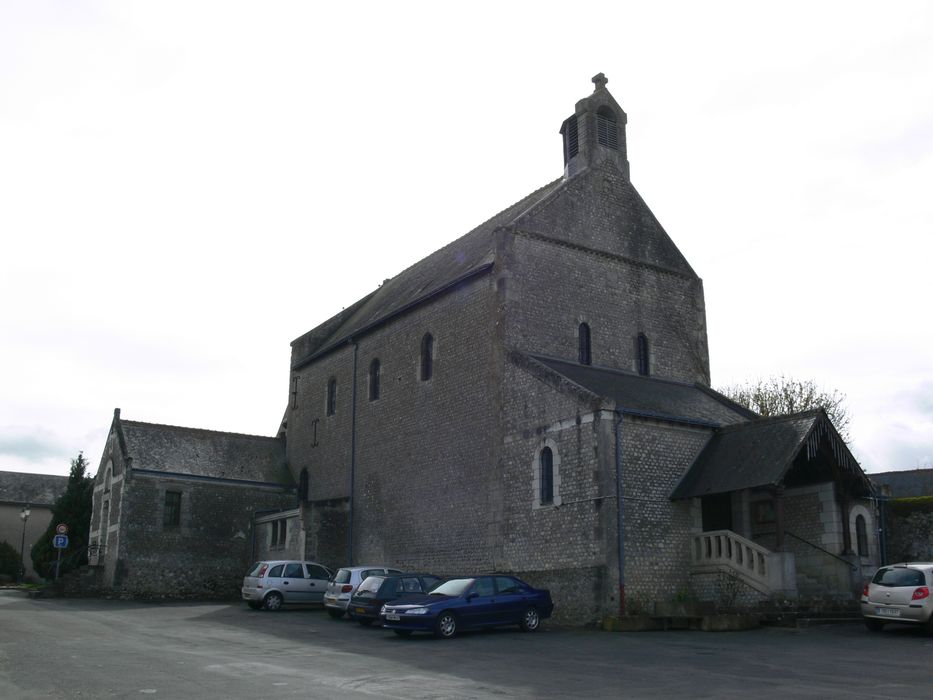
[88,75,879,619]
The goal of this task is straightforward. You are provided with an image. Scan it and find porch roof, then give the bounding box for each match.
[671,409,869,499]
[526,354,754,426]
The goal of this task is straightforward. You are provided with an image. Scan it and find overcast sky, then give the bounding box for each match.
[2,1,932,478]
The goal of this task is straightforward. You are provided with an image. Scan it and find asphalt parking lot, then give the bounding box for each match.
[1,590,931,699]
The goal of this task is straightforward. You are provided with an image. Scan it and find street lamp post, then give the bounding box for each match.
[19,505,31,583]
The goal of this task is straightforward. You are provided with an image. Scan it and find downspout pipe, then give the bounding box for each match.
[614,410,625,617]
[348,339,359,565]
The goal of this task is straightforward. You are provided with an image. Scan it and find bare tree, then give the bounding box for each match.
[718,375,851,443]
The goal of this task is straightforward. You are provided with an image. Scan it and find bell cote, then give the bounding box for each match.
[560,73,630,179]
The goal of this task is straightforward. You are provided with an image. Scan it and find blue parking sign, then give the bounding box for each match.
[53,534,68,549]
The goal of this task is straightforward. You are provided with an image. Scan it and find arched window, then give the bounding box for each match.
[326,377,337,416]
[420,333,434,381]
[298,468,309,503]
[597,106,618,150]
[369,358,380,401]
[539,447,554,505]
[637,333,650,376]
[856,514,868,557]
[578,323,592,365]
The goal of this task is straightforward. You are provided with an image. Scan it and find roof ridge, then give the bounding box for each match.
[715,408,823,434]
[120,419,280,441]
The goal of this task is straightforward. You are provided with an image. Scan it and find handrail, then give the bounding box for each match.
[691,530,772,593]
[757,530,857,572]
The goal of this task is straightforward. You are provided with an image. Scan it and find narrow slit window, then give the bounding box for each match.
[637,333,650,376]
[326,377,337,416]
[163,491,181,529]
[540,447,554,505]
[578,323,592,365]
[369,358,380,401]
[856,514,868,556]
[420,333,434,381]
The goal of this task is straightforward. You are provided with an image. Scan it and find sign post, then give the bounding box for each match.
[52,533,69,581]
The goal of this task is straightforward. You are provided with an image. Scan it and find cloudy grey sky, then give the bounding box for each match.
[2,1,931,477]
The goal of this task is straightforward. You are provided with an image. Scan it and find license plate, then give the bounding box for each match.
[386,613,400,621]
[355,607,366,614]
[876,607,901,617]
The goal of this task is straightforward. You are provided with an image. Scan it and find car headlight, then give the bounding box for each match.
[380,605,387,614]
[404,607,429,615]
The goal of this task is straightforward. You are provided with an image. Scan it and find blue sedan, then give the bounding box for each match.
[380,575,554,639]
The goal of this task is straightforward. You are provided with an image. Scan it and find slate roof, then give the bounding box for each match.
[292,159,700,367]
[670,410,869,499]
[119,420,292,486]
[0,471,70,507]
[291,177,565,367]
[870,468,933,498]
[526,354,753,426]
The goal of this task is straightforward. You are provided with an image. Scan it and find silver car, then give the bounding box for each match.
[242,560,333,611]
[324,565,402,618]
[861,562,933,632]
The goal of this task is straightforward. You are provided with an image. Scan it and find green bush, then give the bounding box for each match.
[0,540,22,577]
[888,496,933,517]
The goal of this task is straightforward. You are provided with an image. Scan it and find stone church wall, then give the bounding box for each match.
[499,359,612,623]
[289,272,501,574]
[621,418,712,608]
[502,210,709,385]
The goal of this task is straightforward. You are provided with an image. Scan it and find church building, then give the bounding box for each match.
[89,75,878,620]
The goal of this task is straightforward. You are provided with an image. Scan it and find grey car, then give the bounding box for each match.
[861,562,933,632]
[324,565,402,618]
[242,560,333,611]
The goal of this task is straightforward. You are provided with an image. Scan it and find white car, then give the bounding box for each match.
[242,560,333,611]
[861,562,933,632]
[323,565,402,618]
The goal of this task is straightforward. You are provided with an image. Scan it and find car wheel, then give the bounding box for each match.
[327,608,345,619]
[247,601,262,610]
[393,629,412,637]
[263,592,284,611]
[435,612,457,639]
[520,607,540,632]
[864,618,885,632]
[357,618,374,627]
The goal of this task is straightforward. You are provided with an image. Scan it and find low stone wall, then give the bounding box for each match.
[885,498,933,562]
[515,564,607,625]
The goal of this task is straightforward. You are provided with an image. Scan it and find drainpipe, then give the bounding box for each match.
[877,494,888,566]
[348,339,359,565]
[614,411,625,617]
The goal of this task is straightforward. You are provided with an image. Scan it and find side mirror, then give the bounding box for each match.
[466,592,478,601]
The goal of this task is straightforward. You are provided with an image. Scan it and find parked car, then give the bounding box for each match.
[348,573,442,626]
[242,560,333,611]
[861,562,933,632]
[324,566,402,618]
[380,574,554,638]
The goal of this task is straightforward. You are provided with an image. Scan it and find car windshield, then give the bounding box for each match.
[429,578,474,596]
[334,569,351,584]
[245,562,263,577]
[873,567,927,587]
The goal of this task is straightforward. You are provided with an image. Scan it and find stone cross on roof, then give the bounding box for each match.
[592,73,608,90]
